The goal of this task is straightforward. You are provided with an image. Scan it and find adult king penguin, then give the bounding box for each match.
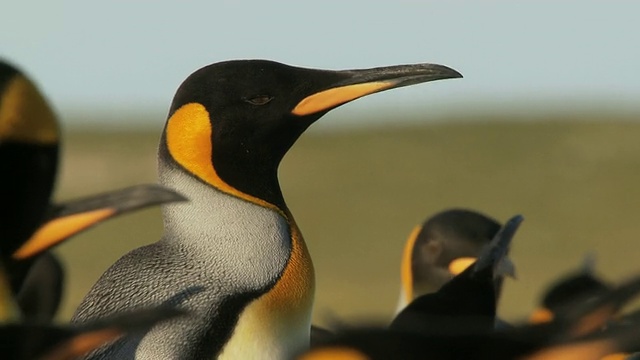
[72,59,462,359]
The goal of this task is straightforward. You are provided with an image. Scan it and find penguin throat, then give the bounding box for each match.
[164,103,287,212]
[212,153,288,212]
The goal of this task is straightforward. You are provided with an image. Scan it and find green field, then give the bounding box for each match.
[52,115,640,327]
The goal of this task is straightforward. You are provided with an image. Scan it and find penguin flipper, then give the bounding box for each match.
[16,252,64,321]
[0,304,184,360]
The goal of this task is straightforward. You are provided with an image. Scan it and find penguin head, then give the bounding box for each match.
[400,209,503,303]
[160,60,461,209]
[0,60,58,145]
[0,60,59,256]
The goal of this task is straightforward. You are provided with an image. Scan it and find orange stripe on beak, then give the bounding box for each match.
[292,82,393,116]
[13,208,115,260]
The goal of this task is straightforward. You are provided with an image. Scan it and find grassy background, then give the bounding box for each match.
[52,114,640,327]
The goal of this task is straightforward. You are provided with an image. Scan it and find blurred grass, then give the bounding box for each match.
[52,116,640,327]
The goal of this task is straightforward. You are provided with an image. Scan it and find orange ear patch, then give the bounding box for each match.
[0,75,58,144]
[165,103,275,210]
[12,208,115,260]
[400,225,423,302]
[448,257,477,276]
[529,307,555,324]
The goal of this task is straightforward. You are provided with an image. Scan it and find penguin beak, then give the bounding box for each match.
[12,185,187,260]
[473,215,523,276]
[291,63,462,116]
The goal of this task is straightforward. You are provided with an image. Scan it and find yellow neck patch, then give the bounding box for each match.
[400,225,422,303]
[0,75,58,144]
[218,217,315,359]
[292,82,393,116]
[165,103,277,211]
[261,215,314,314]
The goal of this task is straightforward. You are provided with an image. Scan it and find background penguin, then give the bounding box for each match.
[72,59,462,359]
[295,315,640,360]
[294,223,640,360]
[311,208,510,345]
[529,255,611,324]
[0,59,187,321]
[391,215,522,337]
[0,258,185,360]
[396,208,505,313]
[0,59,58,258]
[528,257,636,360]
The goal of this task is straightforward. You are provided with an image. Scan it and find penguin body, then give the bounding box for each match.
[74,175,304,359]
[530,255,611,324]
[72,59,462,359]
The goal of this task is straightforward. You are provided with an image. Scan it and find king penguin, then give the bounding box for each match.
[0,59,186,321]
[396,208,504,313]
[529,255,611,324]
[0,59,58,253]
[72,59,462,359]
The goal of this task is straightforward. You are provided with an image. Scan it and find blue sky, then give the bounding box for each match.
[2,1,639,128]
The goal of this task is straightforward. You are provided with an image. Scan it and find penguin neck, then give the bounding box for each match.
[158,157,315,358]
[212,146,289,212]
[158,156,289,242]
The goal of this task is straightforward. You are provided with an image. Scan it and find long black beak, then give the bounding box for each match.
[292,63,462,116]
[473,214,524,277]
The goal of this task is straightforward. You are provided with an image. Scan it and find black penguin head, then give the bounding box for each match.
[0,60,59,256]
[161,59,462,209]
[401,209,503,301]
[391,215,523,337]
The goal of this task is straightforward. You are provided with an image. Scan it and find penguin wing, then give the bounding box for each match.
[16,252,64,321]
[71,241,237,359]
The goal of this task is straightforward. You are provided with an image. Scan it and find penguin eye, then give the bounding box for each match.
[244,95,274,106]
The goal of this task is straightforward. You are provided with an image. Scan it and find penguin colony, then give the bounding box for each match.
[1,57,639,360]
